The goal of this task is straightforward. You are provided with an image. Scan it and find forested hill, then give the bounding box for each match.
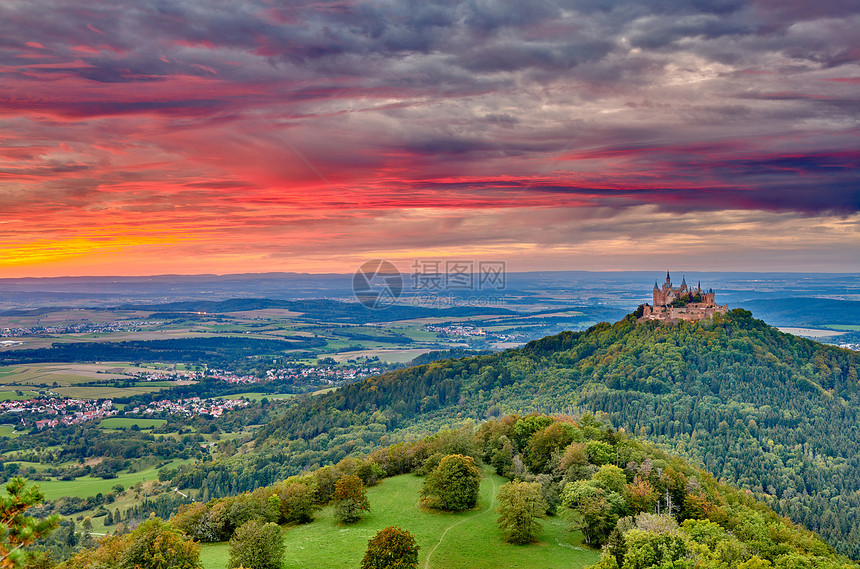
[181,309,860,557]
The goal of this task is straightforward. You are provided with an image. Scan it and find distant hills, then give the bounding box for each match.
[3,270,858,330]
[738,297,860,327]
[184,309,860,557]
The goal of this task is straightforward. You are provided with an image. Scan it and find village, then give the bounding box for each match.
[0,397,118,429]
[0,393,252,429]
[423,323,486,337]
[264,364,383,384]
[124,362,383,386]
[125,396,249,417]
[1,320,165,337]
[422,323,525,344]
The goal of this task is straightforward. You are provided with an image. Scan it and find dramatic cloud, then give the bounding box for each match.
[0,0,858,275]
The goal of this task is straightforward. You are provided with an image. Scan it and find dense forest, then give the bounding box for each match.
[167,310,860,557]
[44,415,858,569]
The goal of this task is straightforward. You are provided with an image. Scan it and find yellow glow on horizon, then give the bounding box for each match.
[0,208,856,278]
[0,233,191,269]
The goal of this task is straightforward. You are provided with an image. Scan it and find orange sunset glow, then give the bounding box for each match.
[1,0,858,277]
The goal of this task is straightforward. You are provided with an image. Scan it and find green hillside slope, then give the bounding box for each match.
[173,309,860,557]
[199,472,599,569]
[78,415,857,569]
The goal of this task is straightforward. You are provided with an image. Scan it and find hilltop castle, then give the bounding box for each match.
[640,272,728,322]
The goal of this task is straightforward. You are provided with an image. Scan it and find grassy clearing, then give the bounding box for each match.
[98,418,167,429]
[0,389,38,401]
[825,324,860,331]
[36,458,193,500]
[0,424,21,438]
[200,471,598,569]
[223,392,294,402]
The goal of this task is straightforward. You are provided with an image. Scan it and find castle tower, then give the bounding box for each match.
[653,281,662,306]
[643,273,726,321]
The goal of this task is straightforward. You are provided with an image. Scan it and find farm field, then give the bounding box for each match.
[199,471,598,569]
[52,385,163,399]
[0,302,548,371]
[0,362,171,385]
[825,324,860,331]
[776,327,846,338]
[331,348,437,363]
[98,417,167,429]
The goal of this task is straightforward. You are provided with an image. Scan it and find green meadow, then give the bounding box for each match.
[0,424,21,438]
[224,392,294,402]
[200,471,598,569]
[98,417,167,429]
[0,389,38,401]
[35,458,193,500]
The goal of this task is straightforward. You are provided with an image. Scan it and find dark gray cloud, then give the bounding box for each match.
[0,0,858,275]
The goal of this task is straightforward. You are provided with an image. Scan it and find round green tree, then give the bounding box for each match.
[496,481,548,544]
[360,526,419,569]
[121,517,201,569]
[420,454,481,511]
[228,520,284,569]
[333,474,370,524]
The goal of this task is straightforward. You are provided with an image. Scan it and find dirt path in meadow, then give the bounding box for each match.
[423,477,498,569]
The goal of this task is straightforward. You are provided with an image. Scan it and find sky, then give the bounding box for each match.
[1,0,859,277]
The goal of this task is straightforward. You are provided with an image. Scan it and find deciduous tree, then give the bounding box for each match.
[360,526,419,569]
[420,455,481,512]
[121,517,201,569]
[275,480,317,524]
[496,481,547,544]
[227,520,284,569]
[333,475,369,524]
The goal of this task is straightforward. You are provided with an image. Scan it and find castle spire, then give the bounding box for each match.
[681,276,687,286]
[666,271,671,284]
[654,281,659,291]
